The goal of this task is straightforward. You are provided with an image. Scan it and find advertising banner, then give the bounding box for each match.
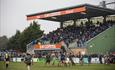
[72,58,79,63]
[34,43,61,50]
[27,7,86,20]
[91,58,100,63]
[13,58,22,62]
[12,57,104,63]
[83,58,88,63]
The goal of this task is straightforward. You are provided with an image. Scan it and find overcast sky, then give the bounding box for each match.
[0,0,114,38]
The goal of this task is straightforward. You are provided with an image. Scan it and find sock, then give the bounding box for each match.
[27,66,30,70]
[6,64,8,68]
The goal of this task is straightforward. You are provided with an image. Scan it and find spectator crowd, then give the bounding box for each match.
[40,20,115,47]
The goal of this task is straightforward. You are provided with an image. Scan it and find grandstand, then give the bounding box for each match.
[26,4,115,55]
[86,25,115,54]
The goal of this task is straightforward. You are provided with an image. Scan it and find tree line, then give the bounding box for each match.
[0,21,44,52]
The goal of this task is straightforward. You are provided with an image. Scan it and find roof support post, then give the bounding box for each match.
[60,21,63,28]
[103,16,106,23]
[73,20,76,26]
[87,17,91,23]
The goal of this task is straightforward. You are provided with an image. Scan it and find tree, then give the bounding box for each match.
[19,21,44,52]
[7,21,44,52]
[7,30,21,50]
[0,36,8,50]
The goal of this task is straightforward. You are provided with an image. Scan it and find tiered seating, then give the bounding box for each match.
[40,20,115,47]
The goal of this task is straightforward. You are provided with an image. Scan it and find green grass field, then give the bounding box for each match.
[0,62,115,70]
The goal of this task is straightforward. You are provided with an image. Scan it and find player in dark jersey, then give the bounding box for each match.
[45,53,51,65]
[58,52,66,66]
[79,52,83,65]
[69,53,75,66]
[24,53,33,70]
